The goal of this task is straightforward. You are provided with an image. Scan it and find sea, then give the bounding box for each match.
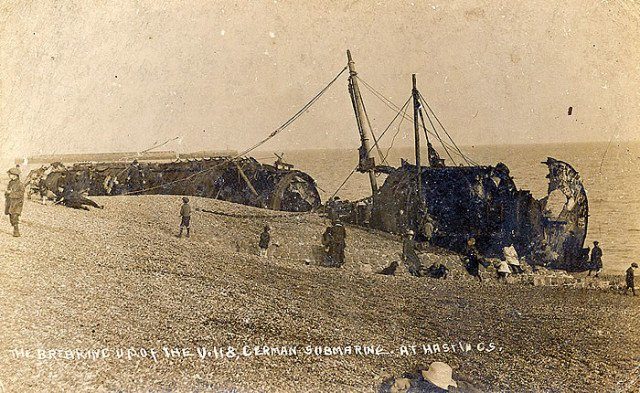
[270,142,640,273]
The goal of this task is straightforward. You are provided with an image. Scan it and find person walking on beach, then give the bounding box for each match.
[177,197,191,238]
[258,224,271,258]
[4,167,25,237]
[625,263,638,296]
[588,241,603,277]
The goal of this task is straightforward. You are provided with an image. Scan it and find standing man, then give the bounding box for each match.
[420,215,436,245]
[402,229,421,276]
[127,159,145,192]
[322,218,346,267]
[258,224,271,258]
[625,263,638,296]
[177,197,191,238]
[5,168,25,237]
[465,237,484,282]
[588,241,603,277]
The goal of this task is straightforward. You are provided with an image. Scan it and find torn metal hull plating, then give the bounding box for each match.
[28,158,322,212]
[363,157,589,271]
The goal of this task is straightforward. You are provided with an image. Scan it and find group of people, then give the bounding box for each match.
[4,166,106,237]
[7,167,640,296]
[107,196,640,295]
[176,197,345,267]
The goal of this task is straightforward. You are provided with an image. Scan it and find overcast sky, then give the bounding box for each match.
[1,0,639,162]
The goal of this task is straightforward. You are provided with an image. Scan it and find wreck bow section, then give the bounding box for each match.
[541,157,589,271]
[365,158,589,271]
[29,158,322,212]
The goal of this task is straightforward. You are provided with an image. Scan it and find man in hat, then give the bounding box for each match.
[322,218,346,267]
[177,196,191,238]
[258,224,271,258]
[5,167,25,237]
[127,159,145,192]
[417,361,458,391]
[420,214,436,245]
[326,196,341,222]
[588,241,603,277]
[402,229,421,276]
[625,263,638,296]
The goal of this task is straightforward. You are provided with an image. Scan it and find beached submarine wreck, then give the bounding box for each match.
[27,156,321,212]
[333,53,590,271]
[23,50,590,271]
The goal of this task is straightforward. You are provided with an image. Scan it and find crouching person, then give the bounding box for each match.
[496,259,511,282]
[503,243,524,274]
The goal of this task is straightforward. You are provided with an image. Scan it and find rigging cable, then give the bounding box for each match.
[121,66,349,196]
[419,91,477,166]
[327,95,412,200]
[382,97,411,164]
[419,105,457,165]
[356,75,472,164]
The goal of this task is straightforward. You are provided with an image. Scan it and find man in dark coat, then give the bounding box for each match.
[588,241,603,277]
[127,159,145,192]
[5,168,25,237]
[258,224,271,257]
[322,218,346,267]
[465,237,484,282]
[625,263,638,296]
[402,229,422,276]
[55,186,103,211]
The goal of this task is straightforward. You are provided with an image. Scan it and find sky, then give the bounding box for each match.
[1,0,639,164]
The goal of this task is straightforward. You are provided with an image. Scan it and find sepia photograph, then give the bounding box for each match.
[1,1,639,391]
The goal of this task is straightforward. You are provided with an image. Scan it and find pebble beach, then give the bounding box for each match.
[0,195,638,392]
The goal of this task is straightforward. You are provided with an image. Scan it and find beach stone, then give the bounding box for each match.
[360,263,373,274]
[390,378,411,393]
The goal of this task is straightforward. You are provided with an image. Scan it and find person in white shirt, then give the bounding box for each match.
[503,243,524,274]
[496,259,511,282]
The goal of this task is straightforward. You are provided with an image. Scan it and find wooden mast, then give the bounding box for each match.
[347,50,378,194]
[412,74,422,202]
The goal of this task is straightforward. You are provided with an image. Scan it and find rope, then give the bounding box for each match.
[139,136,181,155]
[357,76,475,165]
[382,97,411,163]
[120,66,348,196]
[419,92,477,166]
[327,95,412,200]
[198,208,305,220]
[419,104,457,165]
[238,66,348,157]
[327,167,358,202]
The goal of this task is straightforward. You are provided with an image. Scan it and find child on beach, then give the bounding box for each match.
[177,197,191,238]
[258,224,270,257]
